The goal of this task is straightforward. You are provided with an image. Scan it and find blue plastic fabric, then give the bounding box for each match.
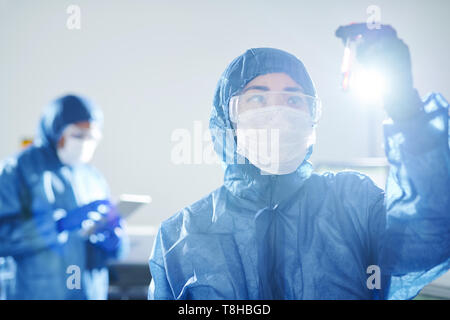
[0,94,127,300]
[148,48,450,300]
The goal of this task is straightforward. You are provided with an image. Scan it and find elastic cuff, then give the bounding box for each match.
[384,106,448,155]
[384,88,423,122]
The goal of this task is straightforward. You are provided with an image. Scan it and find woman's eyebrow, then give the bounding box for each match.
[242,85,270,93]
[283,86,303,92]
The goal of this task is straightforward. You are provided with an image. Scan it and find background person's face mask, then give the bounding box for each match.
[57,124,101,166]
[235,106,316,175]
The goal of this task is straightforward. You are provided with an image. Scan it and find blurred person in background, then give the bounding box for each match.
[0,94,129,300]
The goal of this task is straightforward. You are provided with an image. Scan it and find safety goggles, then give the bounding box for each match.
[63,124,103,141]
[229,91,322,123]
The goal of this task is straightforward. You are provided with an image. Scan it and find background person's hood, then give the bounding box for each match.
[36,94,103,150]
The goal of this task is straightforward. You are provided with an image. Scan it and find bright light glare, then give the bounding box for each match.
[350,68,386,104]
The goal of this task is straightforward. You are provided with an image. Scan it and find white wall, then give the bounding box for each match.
[1,0,449,226]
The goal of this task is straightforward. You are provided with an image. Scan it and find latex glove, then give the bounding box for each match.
[56,199,112,233]
[87,204,126,254]
[56,199,127,255]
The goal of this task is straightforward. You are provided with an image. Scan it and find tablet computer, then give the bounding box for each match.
[116,194,152,219]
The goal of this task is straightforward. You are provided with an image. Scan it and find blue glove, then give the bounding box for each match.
[56,199,126,255]
[56,199,112,232]
[88,205,126,254]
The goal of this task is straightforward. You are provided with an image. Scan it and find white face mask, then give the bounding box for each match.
[57,125,100,166]
[235,106,316,175]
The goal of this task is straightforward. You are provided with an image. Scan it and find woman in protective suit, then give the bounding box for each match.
[149,27,449,300]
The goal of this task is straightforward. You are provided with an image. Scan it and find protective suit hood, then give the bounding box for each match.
[36,94,103,150]
[210,48,317,203]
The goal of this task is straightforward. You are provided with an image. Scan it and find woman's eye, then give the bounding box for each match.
[287,96,304,106]
[247,95,265,104]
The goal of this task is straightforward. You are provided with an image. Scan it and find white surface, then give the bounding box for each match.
[422,271,450,299]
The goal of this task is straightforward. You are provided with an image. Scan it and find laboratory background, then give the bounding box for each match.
[0,0,449,299]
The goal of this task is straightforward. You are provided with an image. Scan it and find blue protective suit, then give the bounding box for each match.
[148,48,450,300]
[0,95,127,300]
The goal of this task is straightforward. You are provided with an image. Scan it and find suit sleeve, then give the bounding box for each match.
[0,153,56,257]
[0,157,34,257]
[0,157,23,219]
[148,227,174,300]
[371,92,450,299]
